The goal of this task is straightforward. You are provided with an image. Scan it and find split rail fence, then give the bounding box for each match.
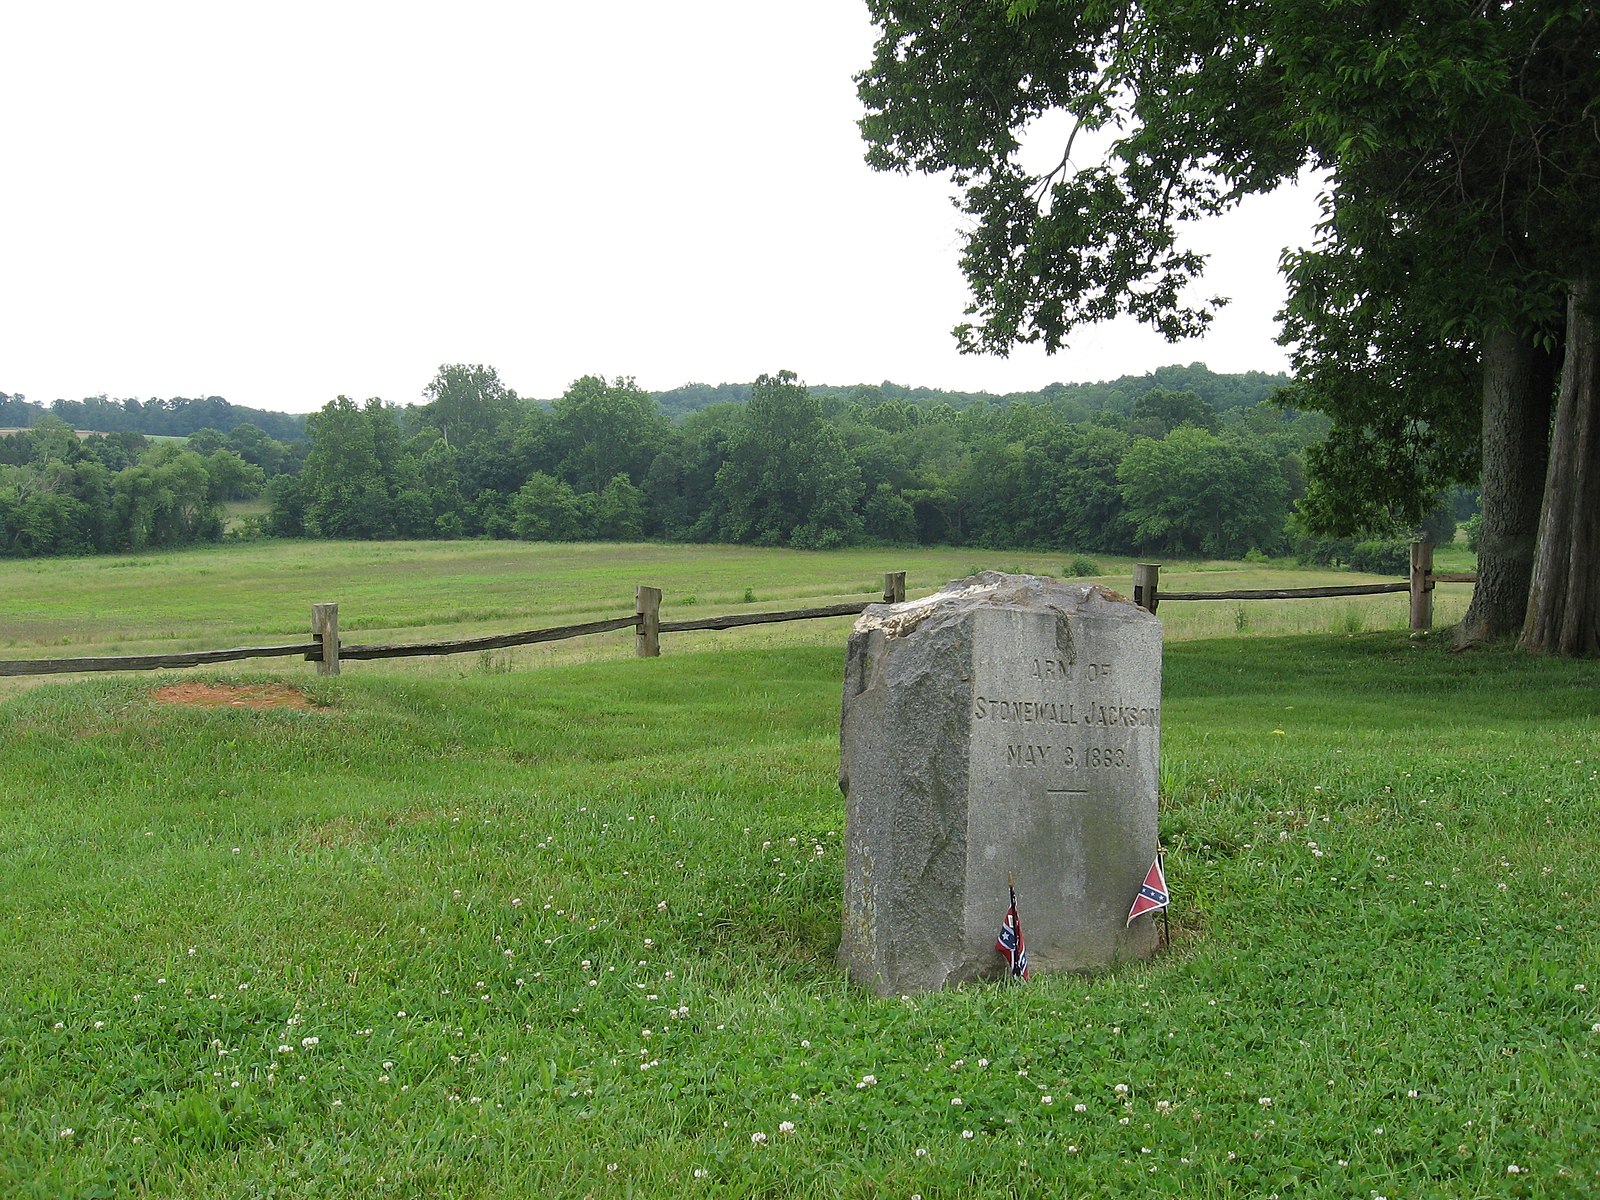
[1131,542,1475,631]
[0,544,1473,680]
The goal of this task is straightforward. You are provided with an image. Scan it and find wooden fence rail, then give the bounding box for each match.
[1150,583,1412,601]
[0,642,321,677]
[1130,541,1474,632]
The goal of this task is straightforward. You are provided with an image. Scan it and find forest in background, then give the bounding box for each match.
[0,364,1469,565]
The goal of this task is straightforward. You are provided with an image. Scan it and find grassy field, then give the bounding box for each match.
[0,541,1595,1197]
[220,500,269,533]
[0,539,1476,697]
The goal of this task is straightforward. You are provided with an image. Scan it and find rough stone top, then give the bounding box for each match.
[854,571,1153,639]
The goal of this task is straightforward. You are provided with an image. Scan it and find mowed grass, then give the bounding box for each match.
[0,540,1474,698]
[1,619,1596,1197]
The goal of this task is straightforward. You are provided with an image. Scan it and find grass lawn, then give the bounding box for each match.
[1,617,1595,1197]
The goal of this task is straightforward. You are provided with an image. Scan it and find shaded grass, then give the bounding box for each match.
[0,632,1595,1197]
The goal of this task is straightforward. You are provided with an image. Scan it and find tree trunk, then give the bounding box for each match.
[1455,324,1556,646]
[1520,279,1600,656]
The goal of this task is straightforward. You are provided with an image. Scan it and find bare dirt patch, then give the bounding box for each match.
[151,682,324,711]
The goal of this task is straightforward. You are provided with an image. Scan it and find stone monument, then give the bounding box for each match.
[838,572,1162,994]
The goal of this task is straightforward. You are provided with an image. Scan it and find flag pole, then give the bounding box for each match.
[1157,845,1170,951]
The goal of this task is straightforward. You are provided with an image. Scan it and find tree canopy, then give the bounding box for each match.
[2,363,1341,570]
[858,0,1600,654]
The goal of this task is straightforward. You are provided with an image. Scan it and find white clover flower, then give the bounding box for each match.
[751,1131,768,1145]
[300,1036,319,1048]
[693,1168,709,1179]
[1074,1103,1087,1113]
[914,1147,928,1157]
[950,1096,963,1107]
[1041,1095,1053,1105]
[58,1128,74,1139]
[961,1129,974,1140]
[778,1121,795,1134]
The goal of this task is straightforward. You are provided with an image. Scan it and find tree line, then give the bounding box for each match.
[6,362,1470,567]
[250,363,1345,559]
[0,392,307,443]
[0,418,283,557]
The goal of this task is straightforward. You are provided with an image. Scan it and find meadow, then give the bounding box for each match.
[0,538,1474,697]
[2,541,1594,1198]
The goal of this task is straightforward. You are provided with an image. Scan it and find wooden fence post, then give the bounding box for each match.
[1132,564,1161,614]
[311,602,340,675]
[1409,541,1434,631]
[883,571,906,603]
[635,585,662,658]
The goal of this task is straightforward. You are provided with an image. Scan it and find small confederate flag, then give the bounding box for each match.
[996,882,1029,979]
[1126,854,1171,927]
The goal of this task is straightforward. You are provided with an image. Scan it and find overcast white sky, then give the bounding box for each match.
[2,2,1319,415]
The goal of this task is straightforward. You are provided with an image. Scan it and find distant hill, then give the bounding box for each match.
[651,363,1291,421]
[5,363,1293,439]
[0,393,306,441]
